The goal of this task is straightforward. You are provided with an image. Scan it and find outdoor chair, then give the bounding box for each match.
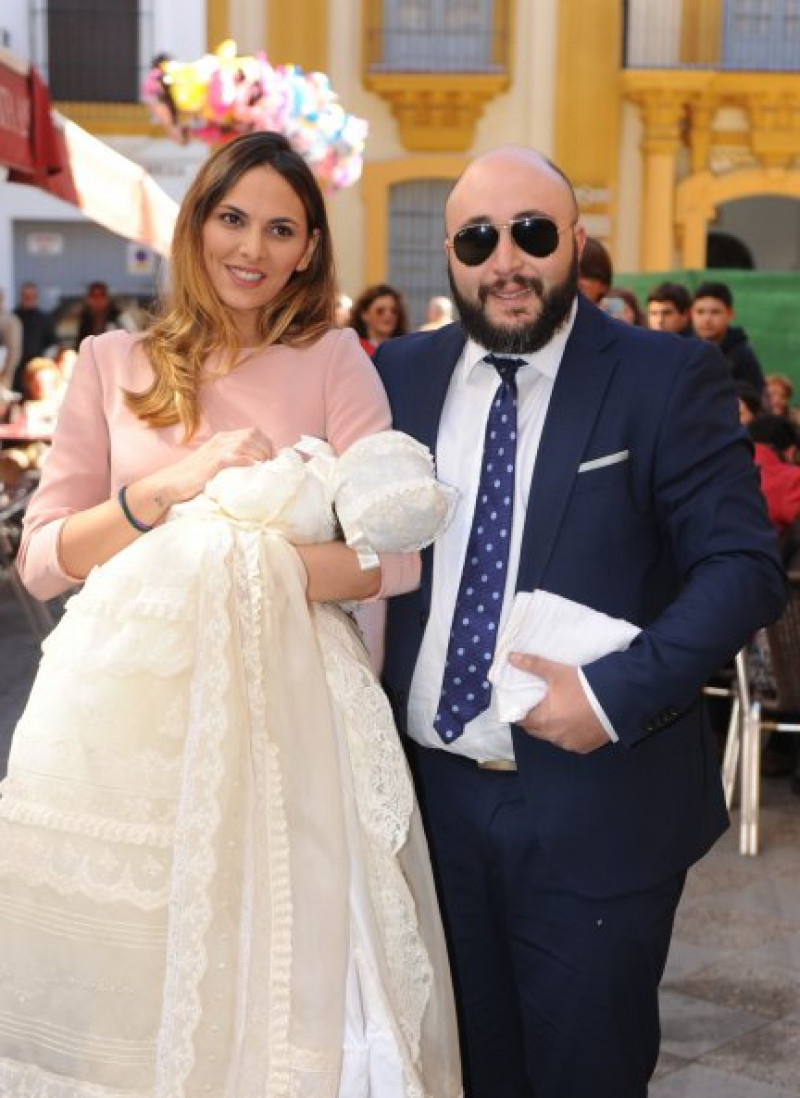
[738,571,800,855]
[703,571,800,855]
[0,481,56,642]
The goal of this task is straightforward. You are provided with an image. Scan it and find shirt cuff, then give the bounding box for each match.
[368,550,421,601]
[578,668,618,743]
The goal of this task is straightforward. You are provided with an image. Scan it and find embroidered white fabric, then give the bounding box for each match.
[0,431,462,1098]
[334,431,458,557]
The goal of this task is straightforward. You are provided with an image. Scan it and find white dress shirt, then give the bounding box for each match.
[407,303,615,761]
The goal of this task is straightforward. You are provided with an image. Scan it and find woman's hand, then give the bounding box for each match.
[58,428,273,583]
[148,428,273,509]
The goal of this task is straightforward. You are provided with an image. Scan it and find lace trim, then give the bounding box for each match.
[0,820,171,909]
[58,567,199,624]
[315,606,433,1072]
[0,1057,149,1098]
[153,523,233,1094]
[0,797,173,847]
[1,768,178,840]
[234,531,294,1098]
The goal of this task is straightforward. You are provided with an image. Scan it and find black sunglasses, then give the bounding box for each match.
[448,216,571,267]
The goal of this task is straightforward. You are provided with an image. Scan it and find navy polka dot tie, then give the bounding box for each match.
[434,354,525,743]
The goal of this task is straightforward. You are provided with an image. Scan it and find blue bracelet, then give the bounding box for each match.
[118,486,154,533]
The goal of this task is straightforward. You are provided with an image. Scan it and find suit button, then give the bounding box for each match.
[644,722,655,733]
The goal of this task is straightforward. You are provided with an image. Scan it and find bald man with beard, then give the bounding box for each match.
[374,146,786,1098]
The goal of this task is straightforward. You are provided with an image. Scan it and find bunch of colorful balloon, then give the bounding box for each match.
[142,40,368,191]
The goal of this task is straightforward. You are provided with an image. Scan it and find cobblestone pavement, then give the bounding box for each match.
[1,574,799,1097]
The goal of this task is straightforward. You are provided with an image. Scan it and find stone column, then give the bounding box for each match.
[634,91,686,271]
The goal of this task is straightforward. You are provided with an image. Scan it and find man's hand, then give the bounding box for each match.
[509,653,611,754]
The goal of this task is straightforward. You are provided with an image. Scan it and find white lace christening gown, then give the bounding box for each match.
[0,432,463,1098]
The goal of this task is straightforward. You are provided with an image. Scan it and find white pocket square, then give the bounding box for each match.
[577,449,630,473]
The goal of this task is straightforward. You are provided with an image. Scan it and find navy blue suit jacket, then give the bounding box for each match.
[375,297,786,898]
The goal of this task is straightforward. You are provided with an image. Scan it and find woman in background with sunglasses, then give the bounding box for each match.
[350,281,409,356]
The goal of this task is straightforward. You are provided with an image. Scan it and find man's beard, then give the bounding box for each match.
[448,247,578,354]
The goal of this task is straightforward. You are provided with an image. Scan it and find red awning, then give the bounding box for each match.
[0,47,176,256]
[0,49,68,186]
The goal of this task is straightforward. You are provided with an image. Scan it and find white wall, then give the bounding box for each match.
[0,2,32,59]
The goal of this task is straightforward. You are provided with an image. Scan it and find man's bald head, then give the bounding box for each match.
[446,147,579,228]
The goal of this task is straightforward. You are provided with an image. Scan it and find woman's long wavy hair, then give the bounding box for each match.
[126,132,336,438]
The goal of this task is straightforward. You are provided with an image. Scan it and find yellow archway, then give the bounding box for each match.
[676,168,800,268]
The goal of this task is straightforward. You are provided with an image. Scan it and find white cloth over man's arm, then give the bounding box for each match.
[488,589,640,725]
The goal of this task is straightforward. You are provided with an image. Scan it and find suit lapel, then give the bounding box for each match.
[414,324,467,605]
[516,299,619,592]
[412,323,467,455]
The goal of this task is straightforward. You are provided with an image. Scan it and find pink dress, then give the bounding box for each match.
[0,332,462,1096]
[18,327,419,600]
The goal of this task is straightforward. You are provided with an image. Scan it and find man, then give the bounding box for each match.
[0,288,23,392]
[691,280,766,394]
[75,281,139,344]
[13,282,58,391]
[419,294,454,330]
[374,146,786,1098]
[646,280,693,335]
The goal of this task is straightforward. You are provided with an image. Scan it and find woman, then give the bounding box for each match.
[0,133,461,1098]
[350,282,409,356]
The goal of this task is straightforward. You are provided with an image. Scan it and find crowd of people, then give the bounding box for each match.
[572,238,800,549]
[0,136,797,1098]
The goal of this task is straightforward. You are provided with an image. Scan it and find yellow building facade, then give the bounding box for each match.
[55,0,800,300]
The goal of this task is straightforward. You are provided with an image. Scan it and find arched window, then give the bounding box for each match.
[388,179,453,327]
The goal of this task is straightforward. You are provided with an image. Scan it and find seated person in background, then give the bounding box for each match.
[577,235,613,303]
[765,373,799,424]
[691,281,766,395]
[646,281,693,335]
[746,413,800,780]
[599,286,645,326]
[22,356,65,404]
[418,295,454,331]
[0,443,49,488]
[20,355,67,438]
[748,414,800,554]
